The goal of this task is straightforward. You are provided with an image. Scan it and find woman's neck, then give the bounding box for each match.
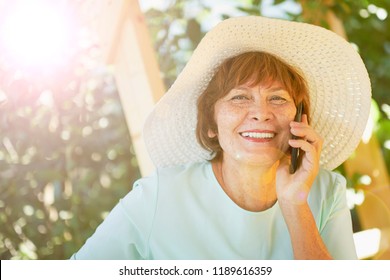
[212,156,278,212]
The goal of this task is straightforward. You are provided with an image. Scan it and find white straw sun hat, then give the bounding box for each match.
[144,16,371,170]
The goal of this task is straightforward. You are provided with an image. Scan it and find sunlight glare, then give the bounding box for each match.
[353,228,381,259]
[361,104,374,144]
[2,1,72,67]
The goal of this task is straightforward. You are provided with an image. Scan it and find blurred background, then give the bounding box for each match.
[0,0,389,260]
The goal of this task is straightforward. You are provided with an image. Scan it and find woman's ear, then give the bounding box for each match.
[208,129,217,138]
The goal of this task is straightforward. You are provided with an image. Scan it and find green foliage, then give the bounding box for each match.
[332,0,390,114]
[374,102,390,175]
[145,1,209,87]
[0,46,140,259]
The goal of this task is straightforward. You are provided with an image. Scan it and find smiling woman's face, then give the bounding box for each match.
[196,52,310,161]
[209,80,296,166]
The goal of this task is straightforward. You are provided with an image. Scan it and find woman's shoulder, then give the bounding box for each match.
[131,161,211,194]
[314,168,346,189]
[155,161,210,176]
[309,168,347,205]
[153,161,211,186]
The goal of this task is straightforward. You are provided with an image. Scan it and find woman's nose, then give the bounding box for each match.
[248,101,273,121]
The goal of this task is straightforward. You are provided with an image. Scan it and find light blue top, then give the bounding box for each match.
[71,161,357,259]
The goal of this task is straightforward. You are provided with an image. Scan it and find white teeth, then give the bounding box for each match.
[241,132,275,139]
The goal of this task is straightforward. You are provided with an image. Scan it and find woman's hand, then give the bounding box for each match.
[276,114,323,207]
[275,115,331,259]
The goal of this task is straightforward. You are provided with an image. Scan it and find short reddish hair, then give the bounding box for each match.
[196,51,310,158]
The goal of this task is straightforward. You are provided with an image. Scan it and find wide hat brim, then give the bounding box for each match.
[144,16,371,170]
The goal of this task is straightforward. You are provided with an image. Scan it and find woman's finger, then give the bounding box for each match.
[289,138,320,165]
[290,118,323,148]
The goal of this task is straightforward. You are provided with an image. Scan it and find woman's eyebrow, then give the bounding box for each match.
[232,85,288,93]
[268,87,287,92]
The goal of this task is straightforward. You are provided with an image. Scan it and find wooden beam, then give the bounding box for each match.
[92,0,165,175]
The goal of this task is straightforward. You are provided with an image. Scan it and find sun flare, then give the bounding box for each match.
[1,0,72,68]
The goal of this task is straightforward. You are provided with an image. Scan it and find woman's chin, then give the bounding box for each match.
[229,148,287,167]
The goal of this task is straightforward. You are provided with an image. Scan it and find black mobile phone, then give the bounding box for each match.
[289,102,303,174]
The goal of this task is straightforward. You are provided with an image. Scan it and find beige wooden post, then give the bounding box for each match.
[89,0,165,176]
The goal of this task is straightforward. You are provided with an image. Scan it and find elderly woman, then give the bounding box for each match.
[71,16,371,259]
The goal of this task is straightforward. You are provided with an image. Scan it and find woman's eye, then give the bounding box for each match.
[231,95,250,101]
[269,96,287,104]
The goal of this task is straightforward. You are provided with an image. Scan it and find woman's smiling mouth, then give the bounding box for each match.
[239,131,276,141]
